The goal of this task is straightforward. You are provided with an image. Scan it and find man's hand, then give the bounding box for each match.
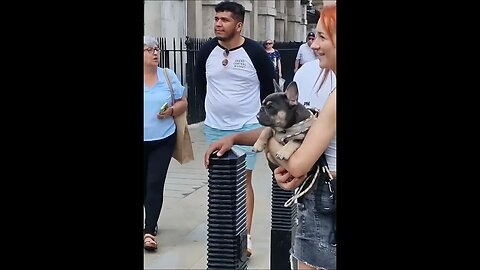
[274,166,307,190]
[203,134,235,168]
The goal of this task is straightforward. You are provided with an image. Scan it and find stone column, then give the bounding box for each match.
[275,0,286,42]
[240,0,252,39]
[201,0,253,39]
[256,0,276,41]
[187,0,203,38]
[322,0,336,7]
[286,0,304,41]
[144,0,185,39]
[312,0,323,9]
[202,0,220,39]
[250,0,258,40]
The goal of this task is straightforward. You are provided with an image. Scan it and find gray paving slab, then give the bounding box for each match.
[144,122,277,269]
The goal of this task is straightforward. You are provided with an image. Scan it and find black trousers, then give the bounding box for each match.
[143,130,176,235]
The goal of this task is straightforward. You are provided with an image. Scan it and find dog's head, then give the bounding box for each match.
[257,79,311,129]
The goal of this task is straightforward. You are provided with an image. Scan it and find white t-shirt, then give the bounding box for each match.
[295,43,317,65]
[294,59,336,110]
[293,59,337,171]
[195,37,275,130]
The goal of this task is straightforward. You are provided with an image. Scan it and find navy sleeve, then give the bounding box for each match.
[244,38,275,101]
[194,38,218,100]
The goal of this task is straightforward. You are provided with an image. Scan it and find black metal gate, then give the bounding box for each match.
[272,41,303,88]
[158,36,209,124]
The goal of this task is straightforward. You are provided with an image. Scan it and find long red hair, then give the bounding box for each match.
[319,4,336,47]
[317,4,336,91]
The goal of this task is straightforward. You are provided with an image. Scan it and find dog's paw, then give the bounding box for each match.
[252,141,266,152]
[275,148,292,160]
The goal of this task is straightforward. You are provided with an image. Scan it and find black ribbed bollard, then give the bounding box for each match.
[269,161,298,270]
[207,150,248,270]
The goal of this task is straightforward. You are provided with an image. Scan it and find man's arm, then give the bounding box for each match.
[257,52,275,100]
[203,127,264,168]
[244,39,275,101]
[294,59,300,73]
[294,45,302,73]
[194,39,217,100]
[194,51,207,100]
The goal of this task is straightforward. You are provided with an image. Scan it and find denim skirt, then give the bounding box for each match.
[291,178,336,269]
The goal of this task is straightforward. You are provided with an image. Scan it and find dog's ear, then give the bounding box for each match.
[273,79,283,93]
[285,81,299,106]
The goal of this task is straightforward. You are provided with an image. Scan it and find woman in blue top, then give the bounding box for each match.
[143,35,187,251]
[264,39,282,84]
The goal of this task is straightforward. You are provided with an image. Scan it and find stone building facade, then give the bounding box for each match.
[144,0,335,42]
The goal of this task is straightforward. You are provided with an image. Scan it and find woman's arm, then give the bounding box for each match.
[157,97,187,119]
[268,90,336,178]
[278,58,282,78]
[170,97,187,117]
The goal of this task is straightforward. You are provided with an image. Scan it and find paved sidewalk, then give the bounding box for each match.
[144,122,275,269]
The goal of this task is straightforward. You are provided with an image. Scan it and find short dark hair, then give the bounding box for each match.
[215,1,245,23]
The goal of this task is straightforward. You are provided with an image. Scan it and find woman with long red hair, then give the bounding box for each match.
[204,3,337,269]
[272,4,337,269]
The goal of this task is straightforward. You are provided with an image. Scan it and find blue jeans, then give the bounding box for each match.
[204,123,262,170]
[291,178,336,269]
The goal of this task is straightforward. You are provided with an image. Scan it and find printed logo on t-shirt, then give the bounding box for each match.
[233,59,246,69]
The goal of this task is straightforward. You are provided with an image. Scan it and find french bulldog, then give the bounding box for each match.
[252,79,316,165]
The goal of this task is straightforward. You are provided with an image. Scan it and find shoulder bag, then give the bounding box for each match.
[163,68,194,164]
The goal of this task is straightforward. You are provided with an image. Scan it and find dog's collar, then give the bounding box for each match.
[278,109,317,143]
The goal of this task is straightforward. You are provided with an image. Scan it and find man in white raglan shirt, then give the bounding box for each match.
[194,1,275,258]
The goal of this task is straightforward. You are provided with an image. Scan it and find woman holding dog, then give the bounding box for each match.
[204,4,337,269]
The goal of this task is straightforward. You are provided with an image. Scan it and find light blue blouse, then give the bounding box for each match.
[144,68,185,141]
